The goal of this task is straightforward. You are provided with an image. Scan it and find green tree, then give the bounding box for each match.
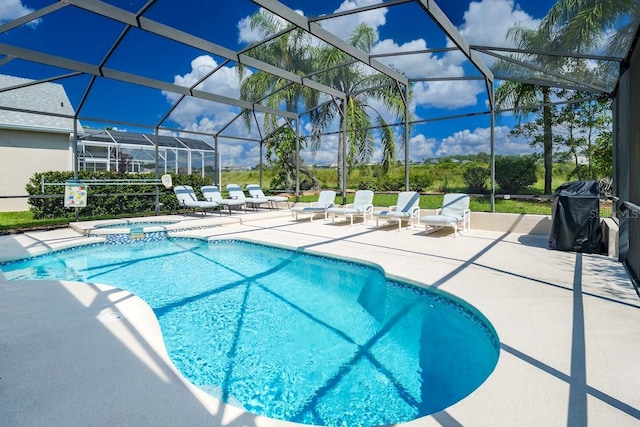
[554,90,612,180]
[237,10,320,189]
[554,99,586,179]
[311,23,409,188]
[592,129,613,178]
[494,26,562,195]
[263,125,320,190]
[542,0,639,55]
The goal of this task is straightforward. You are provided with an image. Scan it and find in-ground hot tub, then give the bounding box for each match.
[91,220,179,232]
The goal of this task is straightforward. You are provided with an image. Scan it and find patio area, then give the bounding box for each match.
[1,210,639,426]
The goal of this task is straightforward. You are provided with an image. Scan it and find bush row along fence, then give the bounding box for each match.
[25,156,544,219]
[356,155,538,194]
[26,171,211,219]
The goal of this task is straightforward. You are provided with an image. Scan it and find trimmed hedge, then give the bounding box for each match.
[26,171,211,219]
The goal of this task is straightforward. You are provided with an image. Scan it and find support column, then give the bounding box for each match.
[154,128,160,215]
[341,99,347,205]
[295,117,300,202]
[73,118,79,222]
[490,83,496,213]
[404,84,410,191]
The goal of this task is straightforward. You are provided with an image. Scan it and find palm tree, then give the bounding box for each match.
[237,10,320,190]
[239,12,409,193]
[494,26,562,195]
[311,23,408,189]
[495,0,637,194]
[541,0,639,55]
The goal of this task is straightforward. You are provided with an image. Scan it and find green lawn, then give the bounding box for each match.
[0,209,160,233]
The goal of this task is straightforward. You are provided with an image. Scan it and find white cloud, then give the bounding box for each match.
[237,15,264,45]
[0,0,32,22]
[0,0,39,26]
[218,141,252,168]
[433,125,532,158]
[409,133,439,160]
[458,0,540,47]
[164,55,244,129]
[445,0,540,67]
[237,7,306,44]
[319,0,388,42]
[412,80,484,110]
[373,0,541,112]
[163,55,268,167]
[372,38,463,79]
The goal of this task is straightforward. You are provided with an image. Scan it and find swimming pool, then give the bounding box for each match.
[0,238,499,427]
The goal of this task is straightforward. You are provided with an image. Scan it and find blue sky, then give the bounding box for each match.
[0,0,560,167]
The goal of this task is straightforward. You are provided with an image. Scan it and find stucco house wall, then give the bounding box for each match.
[0,74,77,212]
[0,128,70,211]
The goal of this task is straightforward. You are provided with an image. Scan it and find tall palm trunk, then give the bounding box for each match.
[542,87,553,194]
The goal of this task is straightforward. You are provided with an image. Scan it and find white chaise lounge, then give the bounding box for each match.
[373,191,421,230]
[201,185,245,214]
[326,190,374,226]
[290,190,336,222]
[226,183,270,210]
[174,185,219,216]
[420,193,470,237]
[246,184,290,209]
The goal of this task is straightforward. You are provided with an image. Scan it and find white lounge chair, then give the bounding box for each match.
[326,190,374,226]
[290,190,336,222]
[226,183,270,210]
[420,193,470,237]
[246,184,290,209]
[373,191,421,230]
[174,185,219,216]
[201,185,245,214]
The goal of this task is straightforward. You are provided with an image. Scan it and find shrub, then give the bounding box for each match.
[495,155,537,194]
[375,175,405,191]
[463,165,490,194]
[357,173,431,192]
[357,177,377,190]
[26,171,211,219]
[408,174,433,192]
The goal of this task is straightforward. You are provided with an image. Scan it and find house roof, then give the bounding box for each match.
[79,129,214,151]
[0,74,79,134]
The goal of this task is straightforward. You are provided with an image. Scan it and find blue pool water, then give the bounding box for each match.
[0,239,499,427]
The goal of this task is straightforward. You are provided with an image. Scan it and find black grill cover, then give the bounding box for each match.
[549,180,604,253]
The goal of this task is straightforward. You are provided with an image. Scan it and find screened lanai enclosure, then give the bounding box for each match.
[1,0,640,284]
[77,129,218,179]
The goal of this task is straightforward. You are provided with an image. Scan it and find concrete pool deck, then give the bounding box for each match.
[1,210,639,426]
